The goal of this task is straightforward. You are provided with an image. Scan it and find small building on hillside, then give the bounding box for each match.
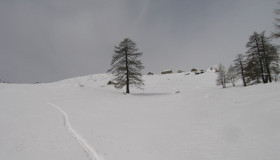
[177,70,184,73]
[161,70,173,74]
[195,72,200,75]
[191,68,198,72]
[200,69,205,74]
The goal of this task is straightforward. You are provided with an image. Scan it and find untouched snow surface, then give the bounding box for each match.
[0,71,280,160]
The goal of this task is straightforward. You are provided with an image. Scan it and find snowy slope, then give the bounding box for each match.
[0,70,280,160]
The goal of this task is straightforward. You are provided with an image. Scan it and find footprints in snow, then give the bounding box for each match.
[47,102,102,160]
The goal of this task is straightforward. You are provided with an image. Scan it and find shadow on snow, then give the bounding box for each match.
[130,92,171,96]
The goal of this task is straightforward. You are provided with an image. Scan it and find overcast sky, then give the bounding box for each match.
[0,0,278,83]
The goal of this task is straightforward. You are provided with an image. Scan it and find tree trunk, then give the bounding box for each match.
[231,78,235,87]
[240,59,247,87]
[125,50,130,94]
[261,38,272,83]
[264,58,272,83]
[255,39,266,83]
[222,77,226,88]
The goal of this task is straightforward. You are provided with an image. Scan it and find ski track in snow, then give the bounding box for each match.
[47,102,102,160]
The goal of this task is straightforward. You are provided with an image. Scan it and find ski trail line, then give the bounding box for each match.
[47,102,102,160]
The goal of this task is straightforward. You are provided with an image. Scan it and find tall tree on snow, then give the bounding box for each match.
[233,54,247,87]
[246,32,279,83]
[259,33,279,83]
[108,38,144,94]
[246,32,266,83]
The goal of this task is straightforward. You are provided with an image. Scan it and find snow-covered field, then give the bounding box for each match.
[1,70,280,160]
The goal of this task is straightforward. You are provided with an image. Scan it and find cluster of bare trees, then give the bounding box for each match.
[217,5,280,88]
[217,32,280,88]
[216,64,238,88]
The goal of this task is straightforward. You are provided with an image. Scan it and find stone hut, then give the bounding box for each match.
[191,68,198,72]
[177,70,184,73]
[161,70,173,74]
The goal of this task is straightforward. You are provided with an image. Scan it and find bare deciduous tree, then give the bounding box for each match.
[216,64,227,88]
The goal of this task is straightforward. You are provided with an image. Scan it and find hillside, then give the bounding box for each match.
[0,70,280,160]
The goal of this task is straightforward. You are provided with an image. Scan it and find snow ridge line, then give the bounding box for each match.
[47,102,102,160]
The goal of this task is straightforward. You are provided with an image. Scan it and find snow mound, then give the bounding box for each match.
[54,73,112,88]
